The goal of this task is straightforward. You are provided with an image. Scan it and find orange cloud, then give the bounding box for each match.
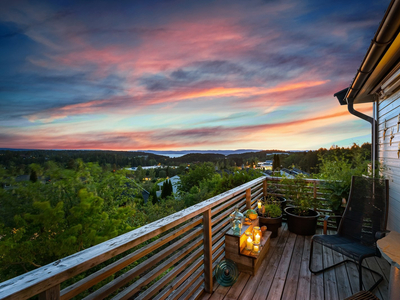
[26,79,330,122]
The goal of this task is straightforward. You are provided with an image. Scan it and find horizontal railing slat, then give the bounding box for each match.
[251,188,263,201]
[83,228,203,300]
[211,205,236,226]
[111,236,204,300]
[136,246,204,300]
[60,217,202,299]
[211,193,245,217]
[154,256,203,300]
[178,276,204,300]
[166,265,204,300]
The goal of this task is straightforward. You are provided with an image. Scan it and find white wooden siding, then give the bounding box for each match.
[378,87,400,232]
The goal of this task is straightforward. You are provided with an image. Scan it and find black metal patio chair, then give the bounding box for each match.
[309,176,389,292]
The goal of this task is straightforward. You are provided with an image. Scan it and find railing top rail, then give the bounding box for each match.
[265,176,326,183]
[0,176,266,300]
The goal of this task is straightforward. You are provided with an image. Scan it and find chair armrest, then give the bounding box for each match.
[323,215,330,235]
[323,215,342,235]
[375,230,390,240]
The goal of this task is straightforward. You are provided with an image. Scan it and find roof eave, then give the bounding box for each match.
[345,0,400,104]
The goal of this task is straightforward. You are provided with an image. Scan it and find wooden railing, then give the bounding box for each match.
[0,176,333,300]
[265,177,335,226]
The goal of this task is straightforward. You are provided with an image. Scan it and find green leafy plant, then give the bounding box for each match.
[317,152,371,213]
[261,195,282,218]
[264,203,282,218]
[281,175,320,216]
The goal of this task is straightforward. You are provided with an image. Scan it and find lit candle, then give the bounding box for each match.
[257,200,262,210]
[255,233,261,244]
[247,237,253,250]
[253,244,259,252]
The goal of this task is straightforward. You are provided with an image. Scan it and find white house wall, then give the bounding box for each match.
[378,87,400,232]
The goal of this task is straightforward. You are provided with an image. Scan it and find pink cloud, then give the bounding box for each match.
[10,104,371,151]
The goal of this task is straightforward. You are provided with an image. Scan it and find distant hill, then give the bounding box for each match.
[142,149,289,156]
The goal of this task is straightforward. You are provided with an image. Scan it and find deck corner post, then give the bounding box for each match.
[38,284,60,300]
[245,188,251,209]
[202,209,213,294]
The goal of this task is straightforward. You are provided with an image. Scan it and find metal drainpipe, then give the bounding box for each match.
[347,98,377,176]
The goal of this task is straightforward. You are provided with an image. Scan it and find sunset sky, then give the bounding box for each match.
[0,0,390,151]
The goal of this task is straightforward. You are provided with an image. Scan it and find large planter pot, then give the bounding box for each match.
[276,196,286,227]
[259,215,282,238]
[284,207,319,236]
[276,196,287,212]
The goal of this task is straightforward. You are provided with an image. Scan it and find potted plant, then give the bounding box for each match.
[257,196,282,238]
[282,176,320,235]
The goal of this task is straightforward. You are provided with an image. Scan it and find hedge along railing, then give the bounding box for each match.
[0,176,266,300]
[264,177,336,227]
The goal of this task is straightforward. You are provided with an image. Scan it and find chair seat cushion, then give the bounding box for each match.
[312,234,378,261]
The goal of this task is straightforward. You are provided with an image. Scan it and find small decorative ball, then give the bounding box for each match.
[261,226,267,232]
[244,218,252,225]
[244,209,258,220]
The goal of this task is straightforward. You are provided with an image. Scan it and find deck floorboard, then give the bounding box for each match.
[200,224,390,300]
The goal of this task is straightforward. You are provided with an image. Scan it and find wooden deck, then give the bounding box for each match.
[201,223,391,300]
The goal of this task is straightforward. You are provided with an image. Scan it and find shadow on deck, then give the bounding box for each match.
[201,223,391,300]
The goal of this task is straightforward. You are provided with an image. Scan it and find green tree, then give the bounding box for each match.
[161,180,172,199]
[179,163,215,193]
[150,186,158,204]
[135,166,146,182]
[317,152,370,211]
[0,162,137,281]
[29,169,37,183]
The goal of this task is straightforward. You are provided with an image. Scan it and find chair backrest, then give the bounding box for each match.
[338,176,389,247]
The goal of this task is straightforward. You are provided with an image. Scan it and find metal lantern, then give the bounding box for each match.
[229,207,244,236]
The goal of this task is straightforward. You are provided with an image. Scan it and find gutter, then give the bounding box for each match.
[346,0,400,101]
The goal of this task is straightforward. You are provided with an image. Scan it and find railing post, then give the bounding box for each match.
[246,188,251,209]
[203,209,213,294]
[263,178,267,201]
[313,181,317,210]
[39,284,60,300]
[313,181,317,199]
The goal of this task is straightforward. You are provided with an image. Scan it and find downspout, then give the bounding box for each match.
[347,98,373,124]
[347,98,377,177]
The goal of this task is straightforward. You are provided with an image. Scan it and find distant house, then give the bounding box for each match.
[141,190,150,203]
[257,160,273,170]
[262,170,273,176]
[156,175,181,198]
[15,175,30,182]
[292,168,310,177]
[280,168,296,178]
[279,168,310,178]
